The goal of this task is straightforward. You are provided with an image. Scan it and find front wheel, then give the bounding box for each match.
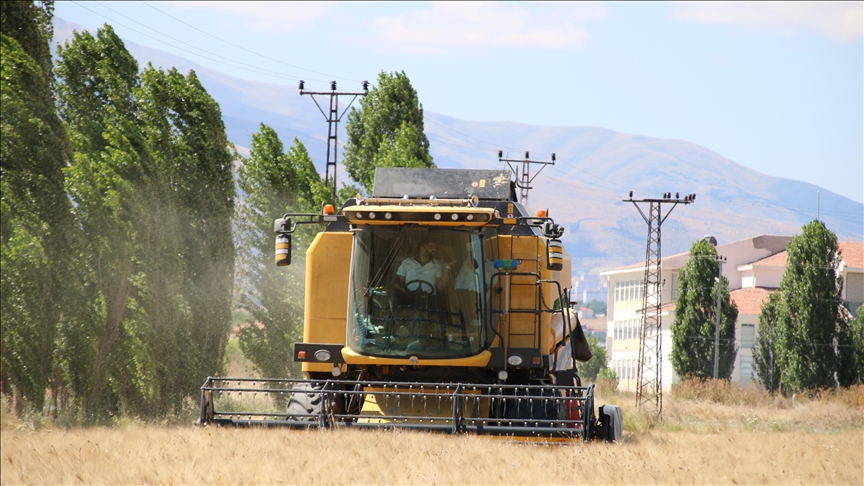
[287,383,323,421]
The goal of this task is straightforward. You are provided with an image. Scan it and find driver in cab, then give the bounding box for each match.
[395,239,455,303]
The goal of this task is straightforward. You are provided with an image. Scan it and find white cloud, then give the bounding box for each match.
[670,1,863,42]
[169,1,331,31]
[367,2,608,54]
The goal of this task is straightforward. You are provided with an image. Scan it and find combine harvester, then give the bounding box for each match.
[199,168,622,442]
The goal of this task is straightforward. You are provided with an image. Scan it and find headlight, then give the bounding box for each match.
[314,350,332,361]
[507,355,523,366]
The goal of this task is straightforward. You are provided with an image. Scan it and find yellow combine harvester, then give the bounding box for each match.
[199,168,622,442]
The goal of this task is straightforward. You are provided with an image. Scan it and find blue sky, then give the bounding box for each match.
[55,1,863,204]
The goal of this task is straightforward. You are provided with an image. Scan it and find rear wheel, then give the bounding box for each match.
[595,404,622,442]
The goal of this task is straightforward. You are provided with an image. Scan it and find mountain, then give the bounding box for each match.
[52,18,863,275]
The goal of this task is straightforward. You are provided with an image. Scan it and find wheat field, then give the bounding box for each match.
[2,385,863,485]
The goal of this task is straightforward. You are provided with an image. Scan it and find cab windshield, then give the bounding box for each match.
[347,226,489,359]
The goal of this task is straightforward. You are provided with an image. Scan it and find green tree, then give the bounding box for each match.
[235,126,321,378]
[56,25,174,418]
[585,299,607,316]
[344,71,434,193]
[775,220,844,392]
[671,240,739,380]
[0,1,54,82]
[836,310,863,387]
[1,1,81,414]
[754,292,783,392]
[134,64,237,414]
[837,311,864,386]
[579,335,608,382]
[136,65,236,407]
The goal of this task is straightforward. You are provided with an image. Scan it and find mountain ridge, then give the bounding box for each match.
[52,17,863,275]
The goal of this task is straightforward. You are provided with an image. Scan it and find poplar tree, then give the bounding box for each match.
[774,220,844,392]
[344,70,434,193]
[670,240,739,380]
[135,65,237,413]
[754,292,783,392]
[1,0,79,413]
[837,312,864,386]
[137,66,236,402]
[55,25,161,416]
[235,125,322,377]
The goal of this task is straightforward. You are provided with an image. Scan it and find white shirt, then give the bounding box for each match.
[455,260,496,290]
[455,261,477,290]
[397,257,442,294]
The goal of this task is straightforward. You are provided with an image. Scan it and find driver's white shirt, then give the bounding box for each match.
[397,257,442,294]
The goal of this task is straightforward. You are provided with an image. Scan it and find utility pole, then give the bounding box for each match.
[299,80,368,204]
[498,151,555,206]
[625,191,695,420]
[712,254,727,380]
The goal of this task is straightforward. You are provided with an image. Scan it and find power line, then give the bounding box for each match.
[498,151,556,205]
[69,2,864,224]
[138,1,361,83]
[426,119,634,192]
[69,1,316,84]
[425,119,862,223]
[90,1,319,83]
[670,335,857,348]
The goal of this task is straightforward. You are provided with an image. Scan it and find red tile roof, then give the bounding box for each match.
[748,242,862,270]
[839,242,864,269]
[750,251,787,267]
[730,287,775,315]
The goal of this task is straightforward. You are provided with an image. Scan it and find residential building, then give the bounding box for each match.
[601,235,863,391]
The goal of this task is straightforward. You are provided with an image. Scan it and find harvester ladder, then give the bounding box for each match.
[503,271,543,349]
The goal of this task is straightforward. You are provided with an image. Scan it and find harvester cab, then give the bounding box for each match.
[199,168,622,442]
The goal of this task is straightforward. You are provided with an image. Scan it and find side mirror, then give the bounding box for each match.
[275,233,292,266]
[274,217,292,267]
[546,238,563,271]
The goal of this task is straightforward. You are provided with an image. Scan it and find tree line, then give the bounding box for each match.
[1,1,434,420]
[670,220,863,392]
[2,2,233,420]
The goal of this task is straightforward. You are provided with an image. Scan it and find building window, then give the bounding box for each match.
[739,355,753,384]
[741,324,755,349]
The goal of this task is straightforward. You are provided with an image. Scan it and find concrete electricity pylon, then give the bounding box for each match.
[498,151,555,206]
[299,80,368,203]
[624,191,695,419]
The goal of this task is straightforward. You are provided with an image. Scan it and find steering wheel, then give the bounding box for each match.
[404,279,435,295]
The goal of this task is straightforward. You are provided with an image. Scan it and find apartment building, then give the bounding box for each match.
[600,235,864,391]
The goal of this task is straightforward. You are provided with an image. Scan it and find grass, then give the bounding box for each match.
[595,378,864,436]
[2,379,862,484]
[2,423,860,484]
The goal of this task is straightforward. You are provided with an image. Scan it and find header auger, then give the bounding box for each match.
[200,168,622,442]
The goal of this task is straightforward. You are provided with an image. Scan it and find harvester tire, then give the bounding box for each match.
[287,383,323,421]
[597,404,622,442]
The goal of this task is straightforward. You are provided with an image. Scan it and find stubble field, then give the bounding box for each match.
[2,382,862,485]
